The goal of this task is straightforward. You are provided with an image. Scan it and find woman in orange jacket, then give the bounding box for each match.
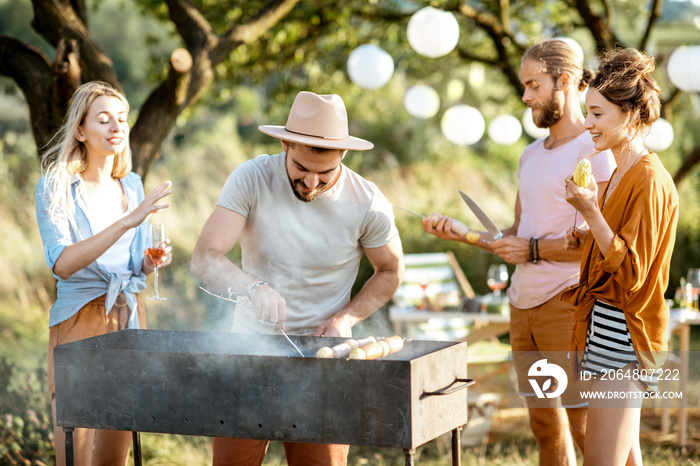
[564,48,679,466]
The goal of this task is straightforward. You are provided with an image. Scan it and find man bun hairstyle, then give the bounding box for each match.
[580,69,594,92]
[590,48,661,136]
[523,39,594,92]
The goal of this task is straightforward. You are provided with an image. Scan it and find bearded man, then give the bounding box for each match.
[422,39,615,466]
[191,91,404,466]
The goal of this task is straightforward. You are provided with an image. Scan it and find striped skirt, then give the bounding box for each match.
[580,300,658,391]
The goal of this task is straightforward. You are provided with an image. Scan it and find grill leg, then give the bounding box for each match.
[451,426,463,466]
[133,431,142,466]
[64,427,75,466]
[404,448,415,466]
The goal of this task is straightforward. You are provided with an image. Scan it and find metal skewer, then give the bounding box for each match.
[280,329,305,358]
[395,206,426,218]
[199,286,305,357]
[198,286,251,306]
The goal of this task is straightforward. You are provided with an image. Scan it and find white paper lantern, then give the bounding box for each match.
[407,6,460,58]
[522,108,549,139]
[347,44,395,90]
[667,46,700,92]
[468,64,486,89]
[446,79,465,101]
[554,36,585,65]
[404,85,441,119]
[441,105,485,146]
[644,118,674,152]
[488,114,523,146]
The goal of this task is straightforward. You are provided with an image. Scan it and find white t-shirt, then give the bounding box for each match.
[217,152,399,335]
[92,209,135,279]
[507,132,615,308]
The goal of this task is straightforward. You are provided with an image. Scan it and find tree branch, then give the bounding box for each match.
[30,0,120,88]
[163,0,215,53]
[130,48,192,178]
[52,38,82,118]
[674,145,700,186]
[639,0,663,51]
[129,0,302,179]
[69,0,88,27]
[0,34,56,154]
[456,3,525,95]
[213,0,301,63]
[574,0,622,52]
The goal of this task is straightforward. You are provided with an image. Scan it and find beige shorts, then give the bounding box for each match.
[510,291,586,408]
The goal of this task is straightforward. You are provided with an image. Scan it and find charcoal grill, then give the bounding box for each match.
[54,329,471,465]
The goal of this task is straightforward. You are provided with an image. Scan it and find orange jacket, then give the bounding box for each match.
[562,153,679,374]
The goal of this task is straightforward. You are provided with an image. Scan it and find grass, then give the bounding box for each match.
[124,405,700,465]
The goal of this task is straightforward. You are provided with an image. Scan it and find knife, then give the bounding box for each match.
[458,191,503,240]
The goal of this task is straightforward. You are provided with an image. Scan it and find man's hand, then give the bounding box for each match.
[490,235,529,264]
[422,213,470,242]
[249,284,287,332]
[313,314,353,338]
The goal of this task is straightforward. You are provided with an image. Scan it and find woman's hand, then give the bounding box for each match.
[125,181,172,229]
[142,238,173,275]
[565,173,598,217]
[564,226,588,250]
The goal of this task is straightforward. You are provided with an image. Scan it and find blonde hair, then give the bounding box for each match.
[523,39,594,92]
[40,81,132,222]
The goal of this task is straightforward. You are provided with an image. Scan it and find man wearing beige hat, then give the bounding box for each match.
[191,91,404,466]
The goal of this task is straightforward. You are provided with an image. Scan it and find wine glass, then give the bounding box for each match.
[145,223,167,301]
[687,268,700,291]
[487,264,509,297]
[687,268,700,308]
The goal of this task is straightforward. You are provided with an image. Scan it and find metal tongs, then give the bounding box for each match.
[198,286,305,358]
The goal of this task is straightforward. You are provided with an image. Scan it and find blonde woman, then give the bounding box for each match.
[564,49,679,465]
[35,81,172,466]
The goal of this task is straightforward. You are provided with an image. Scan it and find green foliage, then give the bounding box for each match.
[0,358,53,465]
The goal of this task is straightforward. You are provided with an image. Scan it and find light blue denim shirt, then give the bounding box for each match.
[35,172,148,328]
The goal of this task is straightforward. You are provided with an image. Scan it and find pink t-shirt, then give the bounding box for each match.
[507,132,615,308]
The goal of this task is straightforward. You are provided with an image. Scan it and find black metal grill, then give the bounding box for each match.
[54,329,471,465]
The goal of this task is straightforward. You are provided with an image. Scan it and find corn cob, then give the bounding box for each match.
[573,159,592,188]
[466,231,481,243]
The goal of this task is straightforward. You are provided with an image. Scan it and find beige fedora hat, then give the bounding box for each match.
[258,91,374,151]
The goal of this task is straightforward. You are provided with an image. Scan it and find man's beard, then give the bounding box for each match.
[287,176,327,203]
[532,91,564,128]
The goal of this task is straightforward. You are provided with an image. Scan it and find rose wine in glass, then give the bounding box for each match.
[487,264,509,297]
[145,223,167,300]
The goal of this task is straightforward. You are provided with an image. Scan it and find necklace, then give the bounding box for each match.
[602,147,649,208]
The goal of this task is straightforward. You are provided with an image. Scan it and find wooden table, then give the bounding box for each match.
[389,308,510,345]
[661,308,700,445]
